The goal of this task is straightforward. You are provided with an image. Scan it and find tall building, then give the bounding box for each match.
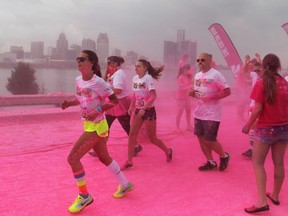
[0,52,17,63]
[10,46,24,59]
[31,41,44,59]
[178,40,197,66]
[68,44,81,60]
[177,29,185,42]
[163,30,197,67]
[126,51,138,65]
[47,46,56,57]
[81,39,96,52]
[163,41,178,66]
[55,32,68,60]
[97,33,109,63]
[111,48,121,56]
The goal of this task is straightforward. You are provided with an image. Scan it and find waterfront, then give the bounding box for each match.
[0,66,237,96]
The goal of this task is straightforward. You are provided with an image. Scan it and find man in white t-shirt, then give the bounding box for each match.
[189,53,231,171]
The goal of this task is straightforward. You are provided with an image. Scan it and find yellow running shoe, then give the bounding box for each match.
[113,182,135,199]
[68,194,93,213]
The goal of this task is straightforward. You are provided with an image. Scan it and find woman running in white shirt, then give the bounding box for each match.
[61,50,134,213]
[121,59,173,170]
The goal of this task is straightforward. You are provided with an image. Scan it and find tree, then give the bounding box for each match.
[6,62,40,94]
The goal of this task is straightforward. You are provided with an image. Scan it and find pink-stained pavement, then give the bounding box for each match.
[1,89,287,216]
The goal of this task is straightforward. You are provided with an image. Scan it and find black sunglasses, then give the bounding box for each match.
[76,57,89,62]
[197,58,206,63]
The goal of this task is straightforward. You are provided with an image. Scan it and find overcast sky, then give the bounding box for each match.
[1,0,288,67]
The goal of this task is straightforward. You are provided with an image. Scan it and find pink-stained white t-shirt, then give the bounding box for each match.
[106,69,129,99]
[193,68,230,121]
[106,69,131,116]
[75,74,114,123]
[132,73,155,109]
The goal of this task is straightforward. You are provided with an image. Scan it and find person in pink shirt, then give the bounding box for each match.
[176,64,193,131]
[177,54,189,70]
[242,53,288,214]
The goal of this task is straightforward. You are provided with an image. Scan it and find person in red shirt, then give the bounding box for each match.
[242,53,288,214]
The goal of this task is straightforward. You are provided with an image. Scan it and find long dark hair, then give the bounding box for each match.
[262,53,282,104]
[138,59,164,80]
[107,56,125,66]
[82,50,102,78]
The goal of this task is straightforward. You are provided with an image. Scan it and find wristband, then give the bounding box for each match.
[96,105,103,113]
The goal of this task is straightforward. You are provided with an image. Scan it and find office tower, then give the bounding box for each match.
[97,33,109,63]
[31,41,44,59]
[0,52,17,63]
[126,51,138,65]
[55,32,68,60]
[163,41,178,65]
[163,29,197,66]
[10,46,24,59]
[177,29,185,42]
[178,40,197,65]
[68,44,82,60]
[111,48,121,56]
[81,39,96,52]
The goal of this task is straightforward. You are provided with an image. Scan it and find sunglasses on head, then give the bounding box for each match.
[76,57,89,62]
[196,58,206,63]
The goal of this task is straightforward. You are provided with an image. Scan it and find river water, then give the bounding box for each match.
[0,67,236,96]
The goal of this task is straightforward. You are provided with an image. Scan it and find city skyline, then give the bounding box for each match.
[1,1,288,67]
[3,29,199,67]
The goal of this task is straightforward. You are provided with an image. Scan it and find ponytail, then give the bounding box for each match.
[138,59,164,80]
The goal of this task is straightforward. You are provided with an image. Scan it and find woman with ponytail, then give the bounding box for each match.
[89,55,143,157]
[61,50,134,213]
[121,59,173,170]
[242,54,288,213]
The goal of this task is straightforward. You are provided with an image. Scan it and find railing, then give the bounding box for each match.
[0,93,75,107]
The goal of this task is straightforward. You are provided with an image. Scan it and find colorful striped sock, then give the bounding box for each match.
[73,169,89,198]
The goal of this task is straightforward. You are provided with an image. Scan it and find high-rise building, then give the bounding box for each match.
[111,48,121,56]
[97,33,109,63]
[10,46,24,59]
[177,29,185,42]
[126,51,138,65]
[55,32,68,60]
[81,39,96,52]
[31,41,44,59]
[0,52,17,63]
[47,46,56,57]
[163,41,178,66]
[68,44,81,60]
[178,40,197,66]
[163,30,197,67]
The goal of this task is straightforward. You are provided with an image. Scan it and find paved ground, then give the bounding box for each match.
[1,93,287,216]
